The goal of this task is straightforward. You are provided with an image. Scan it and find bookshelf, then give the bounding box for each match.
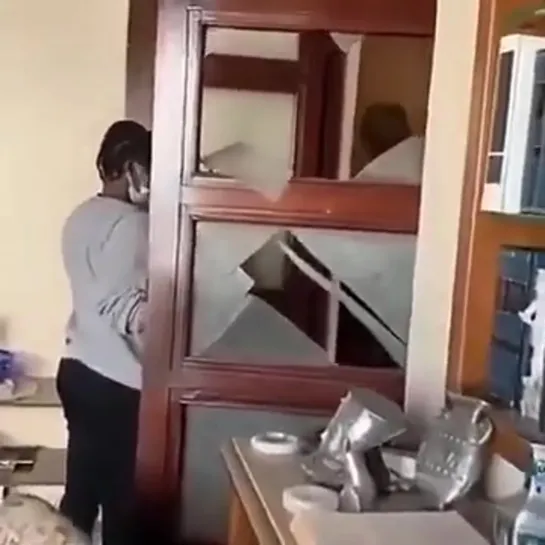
[448,0,545,467]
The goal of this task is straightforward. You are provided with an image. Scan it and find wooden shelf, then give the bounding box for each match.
[462,213,545,469]
[445,0,545,472]
[2,448,66,488]
[480,211,545,249]
[0,378,60,408]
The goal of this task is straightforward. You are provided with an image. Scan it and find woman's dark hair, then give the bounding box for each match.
[96,120,151,182]
[359,103,412,160]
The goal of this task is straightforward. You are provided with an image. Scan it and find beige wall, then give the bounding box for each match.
[0,0,128,375]
[0,0,128,445]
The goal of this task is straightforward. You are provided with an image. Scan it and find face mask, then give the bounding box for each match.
[125,162,150,205]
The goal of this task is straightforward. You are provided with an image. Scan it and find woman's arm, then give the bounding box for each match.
[96,211,149,350]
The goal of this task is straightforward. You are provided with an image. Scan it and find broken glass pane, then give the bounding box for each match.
[200,294,330,363]
[200,141,293,200]
[196,28,298,199]
[189,221,413,368]
[191,222,330,365]
[191,222,276,356]
[277,236,403,364]
[292,229,416,343]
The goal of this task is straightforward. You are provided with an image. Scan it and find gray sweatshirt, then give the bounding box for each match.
[61,196,148,389]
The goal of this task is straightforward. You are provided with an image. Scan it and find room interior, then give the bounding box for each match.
[0,0,542,543]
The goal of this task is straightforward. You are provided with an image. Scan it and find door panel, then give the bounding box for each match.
[180,405,327,544]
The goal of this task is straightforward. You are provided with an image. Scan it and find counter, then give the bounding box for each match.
[222,438,498,545]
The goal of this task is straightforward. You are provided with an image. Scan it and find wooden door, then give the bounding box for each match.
[133,0,436,541]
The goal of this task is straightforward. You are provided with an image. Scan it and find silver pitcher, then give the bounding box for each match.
[414,393,493,509]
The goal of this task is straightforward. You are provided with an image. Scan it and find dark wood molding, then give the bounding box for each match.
[134,0,187,535]
[183,178,421,233]
[319,34,345,177]
[199,0,436,36]
[293,32,330,176]
[292,31,345,178]
[203,53,299,93]
[171,361,405,410]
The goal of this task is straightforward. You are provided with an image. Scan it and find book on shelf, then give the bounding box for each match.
[489,248,545,431]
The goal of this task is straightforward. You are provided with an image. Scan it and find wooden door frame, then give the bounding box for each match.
[134,0,436,539]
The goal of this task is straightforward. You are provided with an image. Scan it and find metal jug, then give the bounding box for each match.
[415,393,493,509]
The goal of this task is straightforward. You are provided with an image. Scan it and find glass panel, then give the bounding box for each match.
[491,51,514,154]
[349,36,432,182]
[487,154,503,185]
[192,27,433,190]
[180,406,328,544]
[196,28,299,199]
[484,52,513,191]
[189,221,415,368]
[199,92,298,198]
[522,50,545,212]
[205,28,299,59]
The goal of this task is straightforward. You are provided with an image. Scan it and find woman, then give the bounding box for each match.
[56,120,151,545]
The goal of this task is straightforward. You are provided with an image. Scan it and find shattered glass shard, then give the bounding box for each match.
[201,142,292,201]
[292,229,416,342]
[191,222,275,355]
[200,295,331,365]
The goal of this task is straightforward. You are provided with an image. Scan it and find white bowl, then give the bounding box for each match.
[250,432,299,455]
[282,485,339,517]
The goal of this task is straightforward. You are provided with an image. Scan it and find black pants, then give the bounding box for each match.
[56,358,140,545]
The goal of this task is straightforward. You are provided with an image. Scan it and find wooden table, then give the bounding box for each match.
[222,439,497,545]
[222,439,299,545]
